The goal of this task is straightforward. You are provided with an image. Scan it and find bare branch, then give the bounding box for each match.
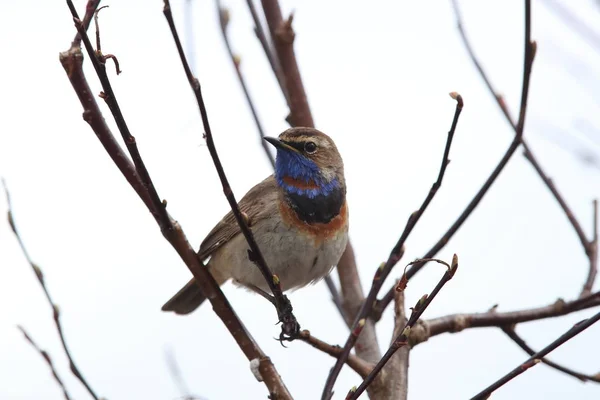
[245,0,290,105]
[17,326,73,400]
[377,0,536,314]
[71,0,101,48]
[422,291,600,340]
[347,256,458,400]
[502,325,600,383]
[215,2,275,167]
[162,0,299,341]
[323,94,463,400]
[260,0,312,127]
[60,2,292,397]
[298,331,373,379]
[470,310,600,399]
[451,0,596,295]
[67,0,169,228]
[582,199,598,297]
[4,180,100,399]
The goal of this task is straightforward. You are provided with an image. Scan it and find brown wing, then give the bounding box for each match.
[197,175,279,260]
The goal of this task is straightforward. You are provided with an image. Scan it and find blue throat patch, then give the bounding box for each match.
[274,149,339,199]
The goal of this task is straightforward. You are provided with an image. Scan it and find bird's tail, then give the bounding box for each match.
[161,265,229,315]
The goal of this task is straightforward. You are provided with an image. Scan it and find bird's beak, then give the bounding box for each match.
[263,136,300,153]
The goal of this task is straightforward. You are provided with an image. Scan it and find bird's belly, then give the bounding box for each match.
[214,218,348,292]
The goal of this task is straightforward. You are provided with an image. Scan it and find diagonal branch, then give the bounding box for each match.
[450,0,598,298]
[470,309,600,399]
[216,2,274,167]
[17,326,73,400]
[377,0,536,315]
[163,0,299,340]
[66,1,169,229]
[60,2,291,398]
[501,325,600,383]
[347,256,459,400]
[246,0,289,106]
[322,94,463,400]
[4,180,99,399]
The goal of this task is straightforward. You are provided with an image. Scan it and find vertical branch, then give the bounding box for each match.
[581,200,598,297]
[4,181,100,400]
[387,287,410,400]
[260,0,313,127]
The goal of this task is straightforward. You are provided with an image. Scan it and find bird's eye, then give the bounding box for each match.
[304,141,317,154]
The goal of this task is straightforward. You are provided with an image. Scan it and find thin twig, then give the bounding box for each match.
[322,94,463,400]
[347,256,459,400]
[71,0,101,48]
[470,310,600,400]
[451,0,596,296]
[502,325,600,383]
[216,2,275,167]
[162,0,299,340]
[60,2,292,397]
[17,326,73,400]
[298,331,373,379]
[3,180,99,400]
[67,1,169,228]
[582,199,598,297]
[377,0,536,314]
[245,0,289,106]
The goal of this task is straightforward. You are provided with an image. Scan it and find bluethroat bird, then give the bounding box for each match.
[162,127,349,314]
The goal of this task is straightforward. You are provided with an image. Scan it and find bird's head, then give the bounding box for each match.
[265,127,345,198]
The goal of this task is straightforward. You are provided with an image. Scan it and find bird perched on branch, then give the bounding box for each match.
[162,127,349,314]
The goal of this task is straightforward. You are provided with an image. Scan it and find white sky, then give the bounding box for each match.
[1,0,599,399]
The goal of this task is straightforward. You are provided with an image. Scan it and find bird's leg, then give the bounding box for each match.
[277,294,300,344]
[247,284,277,305]
[247,285,300,343]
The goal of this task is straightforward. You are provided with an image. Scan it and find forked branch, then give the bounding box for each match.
[322,94,463,399]
[347,256,459,400]
[377,0,536,315]
[470,309,600,399]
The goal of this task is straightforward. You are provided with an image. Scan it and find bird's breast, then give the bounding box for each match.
[279,198,348,245]
[280,176,345,225]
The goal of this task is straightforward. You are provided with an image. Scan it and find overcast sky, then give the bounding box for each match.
[1,0,600,399]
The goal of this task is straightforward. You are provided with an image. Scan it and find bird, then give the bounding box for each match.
[162,127,349,315]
